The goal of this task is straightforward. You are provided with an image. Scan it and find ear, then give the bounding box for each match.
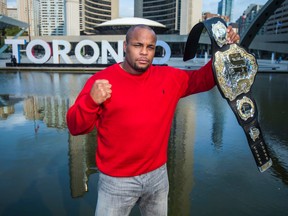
[123,41,127,53]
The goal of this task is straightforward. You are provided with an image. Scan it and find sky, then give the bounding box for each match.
[202,0,268,21]
[118,0,268,21]
[7,0,268,22]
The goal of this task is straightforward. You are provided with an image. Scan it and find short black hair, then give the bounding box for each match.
[125,25,157,43]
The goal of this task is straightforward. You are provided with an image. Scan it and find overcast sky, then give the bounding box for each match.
[7,0,268,22]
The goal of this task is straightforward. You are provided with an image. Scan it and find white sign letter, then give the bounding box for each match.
[26,39,51,64]
[52,40,72,64]
[152,40,171,65]
[101,40,124,64]
[75,40,100,64]
[5,39,26,63]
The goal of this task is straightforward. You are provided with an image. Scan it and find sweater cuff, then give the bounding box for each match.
[83,93,100,111]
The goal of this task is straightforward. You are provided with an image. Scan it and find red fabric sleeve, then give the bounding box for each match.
[66,77,101,135]
[182,60,216,97]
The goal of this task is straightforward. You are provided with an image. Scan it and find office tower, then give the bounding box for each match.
[134,0,202,35]
[237,4,263,35]
[0,0,7,15]
[264,0,288,35]
[66,0,80,36]
[179,0,202,35]
[79,0,84,33]
[7,8,18,19]
[217,0,233,21]
[83,0,119,35]
[17,0,39,36]
[39,0,65,36]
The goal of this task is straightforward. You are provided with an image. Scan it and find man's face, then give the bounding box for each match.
[123,27,156,74]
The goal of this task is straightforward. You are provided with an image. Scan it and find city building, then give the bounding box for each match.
[0,0,7,15]
[79,0,84,33]
[264,0,288,35]
[236,4,263,36]
[236,1,288,36]
[39,0,65,36]
[217,0,233,22]
[83,0,119,35]
[134,0,202,35]
[66,0,80,36]
[17,0,39,37]
[7,7,17,20]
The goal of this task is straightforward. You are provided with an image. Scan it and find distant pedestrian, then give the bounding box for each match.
[276,56,282,64]
[11,55,17,66]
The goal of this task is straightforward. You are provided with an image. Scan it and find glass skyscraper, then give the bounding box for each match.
[134,0,202,35]
[217,0,234,21]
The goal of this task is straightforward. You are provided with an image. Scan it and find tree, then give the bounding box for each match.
[5,26,28,36]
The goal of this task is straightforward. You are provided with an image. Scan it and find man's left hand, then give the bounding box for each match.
[227,26,240,44]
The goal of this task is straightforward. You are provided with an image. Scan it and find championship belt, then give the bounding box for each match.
[183,17,272,172]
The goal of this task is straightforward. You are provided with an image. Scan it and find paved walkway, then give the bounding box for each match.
[0,54,287,73]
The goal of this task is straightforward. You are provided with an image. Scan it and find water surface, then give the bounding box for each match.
[0,71,287,216]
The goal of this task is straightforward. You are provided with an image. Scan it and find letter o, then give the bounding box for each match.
[75,40,100,64]
[152,40,171,65]
[26,39,51,64]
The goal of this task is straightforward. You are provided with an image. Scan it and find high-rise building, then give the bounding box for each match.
[17,0,39,37]
[179,0,202,35]
[79,0,84,33]
[264,0,288,35]
[237,0,288,36]
[7,8,17,19]
[237,4,263,36]
[134,0,202,35]
[39,0,65,36]
[217,0,233,21]
[83,0,119,35]
[66,0,80,36]
[0,0,7,15]
[16,0,119,36]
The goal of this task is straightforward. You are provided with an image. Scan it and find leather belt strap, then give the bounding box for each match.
[183,17,272,172]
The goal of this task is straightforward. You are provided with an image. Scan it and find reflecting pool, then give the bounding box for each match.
[0,71,287,216]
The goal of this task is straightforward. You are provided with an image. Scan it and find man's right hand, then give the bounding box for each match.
[90,79,112,105]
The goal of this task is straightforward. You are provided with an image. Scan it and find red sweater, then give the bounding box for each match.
[66,61,215,177]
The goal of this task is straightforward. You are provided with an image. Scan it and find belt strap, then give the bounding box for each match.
[184,17,272,172]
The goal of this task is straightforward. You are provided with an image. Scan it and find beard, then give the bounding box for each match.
[133,62,150,73]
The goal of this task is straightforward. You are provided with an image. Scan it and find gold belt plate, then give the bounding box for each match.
[214,44,258,101]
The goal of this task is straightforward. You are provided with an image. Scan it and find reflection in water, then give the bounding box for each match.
[66,97,98,198]
[209,90,226,150]
[0,95,22,119]
[21,96,98,198]
[68,131,97,198]
[22,96,68,130]
[254,74,288,185]
[0,71,91,98]
[0,72,288,215]
[0,72,98,200]
[168,96,196,216]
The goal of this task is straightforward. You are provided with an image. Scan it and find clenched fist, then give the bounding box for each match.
[90,79,112,105]
[226,25,240,44]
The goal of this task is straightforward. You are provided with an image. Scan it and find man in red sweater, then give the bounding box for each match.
[66,25,239,216]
